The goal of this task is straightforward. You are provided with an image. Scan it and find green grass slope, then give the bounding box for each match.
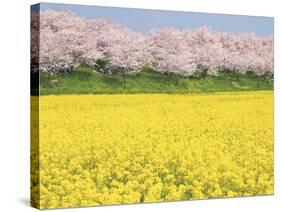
[38,65,273,95]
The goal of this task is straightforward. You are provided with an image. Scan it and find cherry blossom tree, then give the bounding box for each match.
[145,28,197,77]
[32,10,274,78]
[39,10,97,73]
[90,20,147,86]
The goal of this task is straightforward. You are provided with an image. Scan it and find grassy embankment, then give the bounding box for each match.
[38,65,273,95]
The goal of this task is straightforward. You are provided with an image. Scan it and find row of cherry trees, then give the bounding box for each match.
[31,10,274,77]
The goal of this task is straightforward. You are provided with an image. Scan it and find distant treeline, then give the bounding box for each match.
[31,10,274,79]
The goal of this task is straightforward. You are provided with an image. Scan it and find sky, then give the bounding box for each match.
[33,2,274,37]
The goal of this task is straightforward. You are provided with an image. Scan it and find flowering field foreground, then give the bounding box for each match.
[33,91,273,208]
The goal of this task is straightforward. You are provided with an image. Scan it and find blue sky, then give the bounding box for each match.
[34,2,274,37]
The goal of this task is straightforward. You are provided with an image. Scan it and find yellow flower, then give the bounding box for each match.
[31,91,273,208]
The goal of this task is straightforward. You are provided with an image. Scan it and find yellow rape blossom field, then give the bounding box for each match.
[31,91,273,209]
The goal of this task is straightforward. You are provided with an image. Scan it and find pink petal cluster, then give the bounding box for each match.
[31,10,274,76]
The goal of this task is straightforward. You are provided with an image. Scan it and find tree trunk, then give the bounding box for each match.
[175,74,179,85]
[47,72,51,87]
[203,69,208,80]
[122,72,126,88]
